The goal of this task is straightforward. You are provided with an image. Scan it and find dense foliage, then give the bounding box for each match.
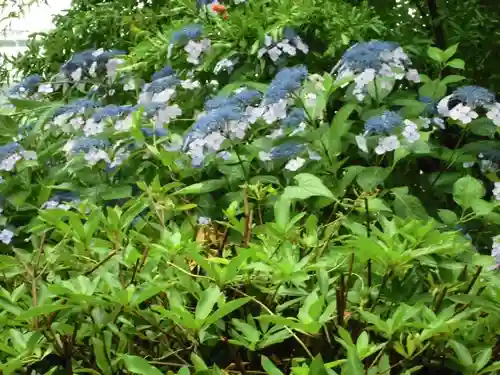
[1,0,500,374]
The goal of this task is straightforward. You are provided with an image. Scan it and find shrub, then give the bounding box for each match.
[0,1,500,374]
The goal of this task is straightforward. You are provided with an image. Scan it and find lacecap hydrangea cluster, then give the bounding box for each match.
[258,27,309,63]
[437,85,500,126]
[333,40,420,101]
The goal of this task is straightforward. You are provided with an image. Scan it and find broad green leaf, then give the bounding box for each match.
[453,176,485,208]
[446,59,465,69]
[329,103,357,156]
[204,297,251,327]
[438,209,458,225]
[282,173,334,201]
[442,43,459,61]
[427,46,444,62]
[475,347,492,372]
[122,355,163,375]
[441,75,465,85]
[102,185,132,200]
[356,167,390,191]
[310,354,329,375]
[195,285,222,321]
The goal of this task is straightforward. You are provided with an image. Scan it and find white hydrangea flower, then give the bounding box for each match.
[214,59,234,74]
[115,114,134,131]
[38,83,53,94]
[285,157,306,171]
[21,150,37,160]
[267,46,282,62]
[277,41,296,56]
[449,103,478,124]
[258,151,272,161]
[246,106,266,124]
[204,132,226,151]
[432,117,445,129]
[375,135,400,155]
[437,95,452,116]
[69,116,84,131]
[402,119,420,143]
[106,58,124,80]
[156,104,182,125]
[493,182,500,201]
[84,149,110,166]
[263,100,287,124]
[92,48,105,57]
[405,69,420,83]
[267,128,284,139]
[290,122,306,136]
[0,153,22,171]
[307,149,321,160]
[83,119,105,136]
[227,120,249,139]
[486,103,500,126]
[181,80,201,90]
[185,39,211,65]
[463,162,475,168]
[0,229,14,244]
[89,62,98,77]
[152,88,176,103]
[293,36,309,54]
[70,68,83,81]
[198,216,211,225]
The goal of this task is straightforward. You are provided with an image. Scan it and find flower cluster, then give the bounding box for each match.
[334,40,419,101]
[257,28,309,63]
[437,85,499,125]
[60,48,126,82]
[0,142,37,172]
[7,75,42,98]
[491,235,500,270]
[168,24,210,65]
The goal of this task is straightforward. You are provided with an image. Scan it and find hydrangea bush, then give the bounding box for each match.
[1,1,500,374]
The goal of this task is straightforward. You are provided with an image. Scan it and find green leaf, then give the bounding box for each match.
[282,173,334,201]
[190,353,209,372]
[329,103,357,157]
[441,75,466,85]
[480,361,500,374]
[356,167,390,191]
[204,297,251,327]
[446,59,465,69]
[453,176,485,208]
[232,319,260,343]
[437,209,458,225]
[427,46,444,62]
[261,355,284,375]
[16,304,72,321]
[475,347,492,372]
[122,355,163,375]
[449,340,473,368]
[195,285,221,321]
[102,185,132,200]
[173,179,226,195]
[392,188,428,220]
[92,337,111,374]
[310,354,329,375]
[274,197,291,232]
[442,43,459,61]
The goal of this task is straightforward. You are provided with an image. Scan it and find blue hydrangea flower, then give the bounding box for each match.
[264,65,308,104]
[61,49,97,74]
[183,105,244,148]
[339,40,402,72]
[92,105,137,123]
[171,24,203,45]
[151,65,175,81]
[7,75,42,97]
[69,137,110,154]
[269,142,305,159]
[0,143,21,159]
[450,86,496,108]
[281,108,306,128]
[364,111,403,135]
[53,99,99,119]
[144,76,180,93]
[204,89,262,111]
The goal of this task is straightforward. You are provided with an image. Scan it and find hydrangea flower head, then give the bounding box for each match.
[7,75,42,97]
[151,65,175,81]
[67,137,110,154]
[281,108,306,128]
[171,24,203,45]
[92,104,137,123]
[451,86,496,108]
[364,111,403,135]
[264,65,308,104]
[339,40,405,72]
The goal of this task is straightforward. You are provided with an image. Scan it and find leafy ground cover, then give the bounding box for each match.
[0,0,500,374]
